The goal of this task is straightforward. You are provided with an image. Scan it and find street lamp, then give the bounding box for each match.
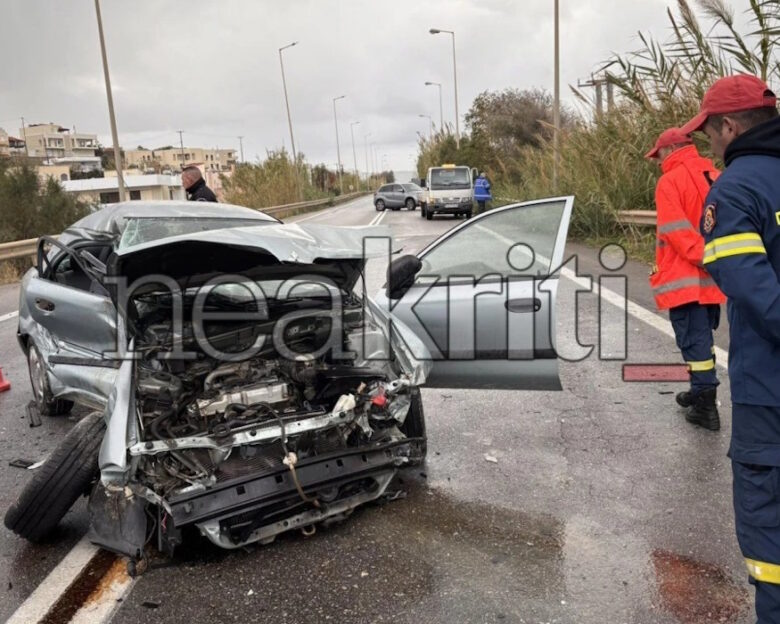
[279,41,302,199]
[94,0,126,201]
[424,81,443,133]
[364,132,372,190]
[332,95,346,194]
[429,28,459,148]
[418,114,433,142]
[349,121,360,191]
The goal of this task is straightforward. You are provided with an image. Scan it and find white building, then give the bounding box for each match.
[62,174,185,204]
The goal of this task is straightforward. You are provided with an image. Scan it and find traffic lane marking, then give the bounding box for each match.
[1,310,18,323]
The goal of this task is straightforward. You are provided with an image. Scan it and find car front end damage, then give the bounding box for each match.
[86,225,430,563]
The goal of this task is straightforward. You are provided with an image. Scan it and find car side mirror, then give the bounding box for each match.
[386,254,422,300]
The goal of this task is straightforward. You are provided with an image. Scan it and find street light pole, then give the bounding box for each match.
[349,121,360,191]
[237,135,244,163]
[332,95,346,194]
[364,132,371,190]
[94,0,126,201]
[177,130,185,166]
[279,41,302,199]
[429,29,459,148]
[553,0,560,193]
[425,81,443,133]
[419,114,433,142]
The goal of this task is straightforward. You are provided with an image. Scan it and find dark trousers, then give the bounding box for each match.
[731,403,780,624]
[476,200,486,214]
[669,302,720,393]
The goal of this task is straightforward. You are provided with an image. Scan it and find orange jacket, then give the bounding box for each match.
[649,145,726,310]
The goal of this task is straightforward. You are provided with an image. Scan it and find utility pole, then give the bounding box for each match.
[94,0,126,201]
[349,121,360,190]
[552,0,560,193]
[429,29,460,148]
[577,74,613,119]
[177,130,185,168]
[237,135,244,162]
[20,117,29,157]
[332,95,346,194]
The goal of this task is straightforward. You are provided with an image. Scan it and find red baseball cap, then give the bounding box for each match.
[645,127,693,159]
[680,74,777,134]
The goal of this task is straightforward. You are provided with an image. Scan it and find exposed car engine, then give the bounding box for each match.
[117,290,425,554]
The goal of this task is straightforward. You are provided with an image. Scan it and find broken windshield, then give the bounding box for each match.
[119,217,272,249]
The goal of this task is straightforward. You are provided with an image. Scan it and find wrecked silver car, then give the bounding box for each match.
[5,197,573,569]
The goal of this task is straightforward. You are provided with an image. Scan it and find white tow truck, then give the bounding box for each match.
[420,164,477,220]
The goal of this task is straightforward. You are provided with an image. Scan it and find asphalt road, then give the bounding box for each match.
[0,195,752,623]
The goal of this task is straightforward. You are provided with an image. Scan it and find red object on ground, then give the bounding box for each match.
[0,368,10,393]
[622,364,691,382]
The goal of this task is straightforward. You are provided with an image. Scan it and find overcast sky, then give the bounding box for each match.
[2,1,691,172]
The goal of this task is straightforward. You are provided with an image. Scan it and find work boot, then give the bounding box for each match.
[685,388,720,431]
[676,391,693,408]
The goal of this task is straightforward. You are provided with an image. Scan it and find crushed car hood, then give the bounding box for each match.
[106,223,393,293]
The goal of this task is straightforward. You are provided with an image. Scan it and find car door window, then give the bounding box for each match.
[417,199,567,281]
[378,185,389,194]
[48,243,112,294]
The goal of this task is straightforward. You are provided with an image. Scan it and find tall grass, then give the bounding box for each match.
[222,150,382,210]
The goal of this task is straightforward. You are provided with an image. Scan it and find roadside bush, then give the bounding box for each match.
[0,158,90,244]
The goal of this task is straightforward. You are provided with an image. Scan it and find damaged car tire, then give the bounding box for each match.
[5,411,105,542]
[27,342,73,416]
[400,389,427,466]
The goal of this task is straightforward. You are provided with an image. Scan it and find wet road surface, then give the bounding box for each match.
[0,196,754,623]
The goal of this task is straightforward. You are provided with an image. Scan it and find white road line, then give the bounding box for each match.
[561,267,728,369]
[369,208,388,227]
[0,310,18,323]
[6,537,99,624]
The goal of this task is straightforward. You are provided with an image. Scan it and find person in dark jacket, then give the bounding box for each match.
[473,172,492,214]
[182,166,217,202]
[681,74,780,623]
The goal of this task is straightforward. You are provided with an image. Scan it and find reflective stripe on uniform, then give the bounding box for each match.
[746,558,780,584]
[658,220,695,235]
[703,232,766,265]
[652,276,717,295]
[687,359,715,371]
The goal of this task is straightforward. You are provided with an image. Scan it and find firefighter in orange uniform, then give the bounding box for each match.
[646,128,726,430]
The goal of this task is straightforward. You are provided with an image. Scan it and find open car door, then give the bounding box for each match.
[378,197,574,390]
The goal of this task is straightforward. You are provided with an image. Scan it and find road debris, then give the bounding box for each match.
[483,454,498,464]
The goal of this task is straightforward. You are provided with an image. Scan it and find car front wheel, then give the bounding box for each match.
[5,411,105,541]
[375,200,385,211]
[27,342,73,416]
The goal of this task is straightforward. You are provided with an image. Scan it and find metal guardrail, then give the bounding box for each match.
[0,238,41,262]
[0,192,370,262]
[617,210,656,226]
